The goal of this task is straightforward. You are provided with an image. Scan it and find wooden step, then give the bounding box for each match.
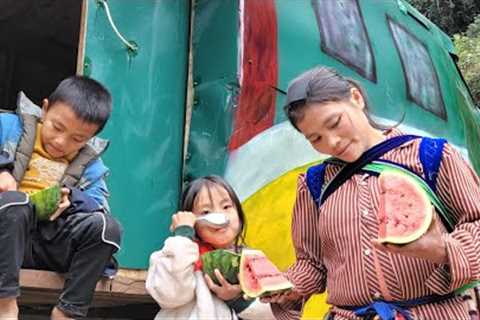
[19,268,155,308]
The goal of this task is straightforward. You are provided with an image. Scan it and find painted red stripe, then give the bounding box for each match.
[228,0,278,151]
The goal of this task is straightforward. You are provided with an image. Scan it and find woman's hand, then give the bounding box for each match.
[170,211,197,231]
[372,209,448,264]
[260,288,302,304]
[204,269,242,301]
[49,187,71,221]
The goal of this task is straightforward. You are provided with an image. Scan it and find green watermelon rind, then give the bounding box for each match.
[29,184,61,221]
[377,170,433,244]
[367,162,454,230]
[201,249,241,285]
[239,249,294,298]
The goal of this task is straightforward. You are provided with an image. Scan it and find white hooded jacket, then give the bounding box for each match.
[146,233,275,319]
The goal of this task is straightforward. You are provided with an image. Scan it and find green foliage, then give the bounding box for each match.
[453,15,480,105]
[409,0,480,105]
[466,15,480,38]
[408,0,480,36]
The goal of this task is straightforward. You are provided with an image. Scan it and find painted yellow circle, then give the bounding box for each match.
[242,163,329,319]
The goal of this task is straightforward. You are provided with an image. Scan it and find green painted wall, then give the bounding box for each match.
[81,0,480,269]
[84,0,190,268]
[188,0,480,179]
[185,0,239,180]
[275,0,466,144]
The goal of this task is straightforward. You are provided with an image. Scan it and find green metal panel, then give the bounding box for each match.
[84,0,190,268]
[185,0,239,179]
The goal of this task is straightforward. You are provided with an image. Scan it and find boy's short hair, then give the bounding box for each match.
[48,76,112,133]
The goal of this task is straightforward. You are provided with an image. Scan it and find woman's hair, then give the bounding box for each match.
[284,66,388,131]
[181,175,246,251]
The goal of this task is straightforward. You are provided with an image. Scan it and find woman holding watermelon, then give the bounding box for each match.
[266,66,480,320]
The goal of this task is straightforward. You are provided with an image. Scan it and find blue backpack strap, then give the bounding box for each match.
[319,135,420,206]
[305,135,420,208]
[306,158,342,207]
[419,137,447,193]
[306,163,327,207]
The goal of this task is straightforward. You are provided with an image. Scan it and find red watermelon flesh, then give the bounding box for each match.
[378,170,432,244]
[239,249,293,298]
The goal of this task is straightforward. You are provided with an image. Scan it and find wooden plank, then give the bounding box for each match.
[19,268,154,307]
[20,269,64,290]
[20,302,159,319]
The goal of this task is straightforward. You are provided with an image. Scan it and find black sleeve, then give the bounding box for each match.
[63,186,102,215]
[0,150,14,172]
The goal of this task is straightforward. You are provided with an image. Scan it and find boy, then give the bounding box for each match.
[0,76,122,319]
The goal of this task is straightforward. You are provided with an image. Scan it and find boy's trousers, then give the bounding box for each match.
[0,191,121,318]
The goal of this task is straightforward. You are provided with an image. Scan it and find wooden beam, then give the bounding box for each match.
[76,0,88,75]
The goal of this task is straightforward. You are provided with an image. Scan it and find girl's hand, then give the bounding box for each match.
[170,211,197,231]
[372,209,448,264]
[260,288,302,304]
[204,269,242,301]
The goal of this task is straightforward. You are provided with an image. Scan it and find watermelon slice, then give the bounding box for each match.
[201,249,241,285]
[378,170,433,244]
[239,249,293,298]
[29,184,61,221]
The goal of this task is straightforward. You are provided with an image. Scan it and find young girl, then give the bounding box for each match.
[265,66,480,320]
[146,175,275,319]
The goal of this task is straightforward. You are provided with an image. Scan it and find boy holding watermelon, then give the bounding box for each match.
[0,76,122,319]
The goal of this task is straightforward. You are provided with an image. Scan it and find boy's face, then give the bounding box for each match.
[41,99,100,159]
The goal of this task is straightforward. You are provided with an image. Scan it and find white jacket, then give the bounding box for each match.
[146,235,275,319]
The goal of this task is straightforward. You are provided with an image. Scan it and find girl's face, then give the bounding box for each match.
[296,88,384,162]
[192,184,241,249]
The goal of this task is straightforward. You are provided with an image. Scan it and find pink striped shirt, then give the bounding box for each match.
[273,130,480,320]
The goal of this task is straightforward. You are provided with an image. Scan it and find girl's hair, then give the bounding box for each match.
[181,175,246,251]
[284,66,389,131]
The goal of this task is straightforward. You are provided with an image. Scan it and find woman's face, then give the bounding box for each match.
[192,184,241,249]
[296,88,383,162]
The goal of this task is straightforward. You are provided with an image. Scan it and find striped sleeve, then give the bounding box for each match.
[425,143,480,294]
[271,300,303,320]
[271,175,327,320]
[286,174,327,295]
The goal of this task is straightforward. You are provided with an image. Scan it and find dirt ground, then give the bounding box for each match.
[19,303,159,320]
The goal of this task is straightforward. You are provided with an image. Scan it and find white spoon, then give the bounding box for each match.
[196,212,230,228]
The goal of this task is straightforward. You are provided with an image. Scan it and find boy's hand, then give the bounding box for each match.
[0,171,17,192]
[204,269,242,301]
[169,211,196,231]
[49,187,71,221]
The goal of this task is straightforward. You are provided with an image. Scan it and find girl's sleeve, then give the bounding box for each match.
[272,174,327,319]
[425,143,480,294]
[145,229,199,309]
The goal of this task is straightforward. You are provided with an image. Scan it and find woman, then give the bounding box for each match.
[265,66,480,320]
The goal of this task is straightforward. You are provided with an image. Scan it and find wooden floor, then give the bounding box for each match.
[19,268,155,307]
